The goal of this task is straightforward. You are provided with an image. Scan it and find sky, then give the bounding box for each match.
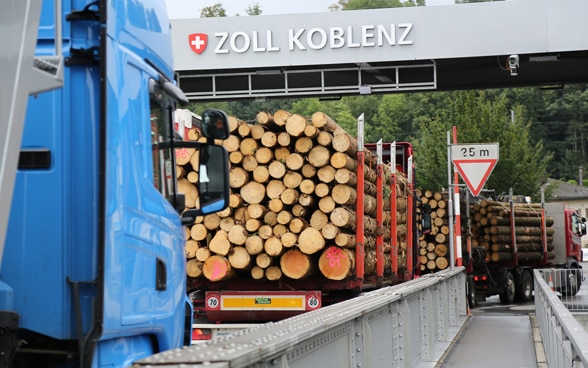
[165,0,455,19]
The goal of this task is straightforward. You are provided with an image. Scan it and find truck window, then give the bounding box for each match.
[572,213,582,236]
[149,83,177,201]
[150,111,172,197]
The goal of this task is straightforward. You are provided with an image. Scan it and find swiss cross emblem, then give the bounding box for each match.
[188,33,208,54]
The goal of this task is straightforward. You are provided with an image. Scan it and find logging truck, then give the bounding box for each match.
[0,1,230,367]
[182,111,431,340]
[465,193,586,307]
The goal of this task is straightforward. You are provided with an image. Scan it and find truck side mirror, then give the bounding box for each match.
[421,203,432,235]
[181,144,230,223]
[201,109,229,140]
[582,218,587,236]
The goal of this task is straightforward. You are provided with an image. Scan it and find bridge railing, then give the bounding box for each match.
[534,269,588,368]
[134,268,468,368]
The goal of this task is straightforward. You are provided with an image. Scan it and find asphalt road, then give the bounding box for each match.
[441,262,588,367]
[471,261,588,315]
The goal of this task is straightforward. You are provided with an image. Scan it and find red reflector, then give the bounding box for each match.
[191,328,212,341]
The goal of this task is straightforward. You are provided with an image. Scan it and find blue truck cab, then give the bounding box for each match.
[0,1,229,367]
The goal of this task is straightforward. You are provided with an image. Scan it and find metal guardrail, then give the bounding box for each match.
[539,268,588,312]
[534,269,588,367]
[134,268,468,368]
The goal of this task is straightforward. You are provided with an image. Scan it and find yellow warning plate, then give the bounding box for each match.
[220,295,306,311]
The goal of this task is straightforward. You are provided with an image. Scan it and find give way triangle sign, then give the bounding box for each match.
[451,143,499,197]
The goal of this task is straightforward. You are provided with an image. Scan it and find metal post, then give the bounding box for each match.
[540,188,548,263]
[447,132,455,270]
[452,126,462,266]
[376,140,384,282]
[465,190,472,270]
[390,142,398,275]
[355,114,365,279]
[509,187,518,265]
[1,0,43,269]
[0,0,63,270]
[407,155,414,278]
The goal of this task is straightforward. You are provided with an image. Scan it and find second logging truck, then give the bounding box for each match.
[465,193,585,307]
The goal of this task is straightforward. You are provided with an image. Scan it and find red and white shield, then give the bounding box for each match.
[188,33,208,55]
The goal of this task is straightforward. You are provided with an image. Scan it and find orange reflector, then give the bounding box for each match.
[191,328,212,341]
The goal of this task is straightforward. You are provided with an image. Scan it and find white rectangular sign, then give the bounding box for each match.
[451,143,499,160]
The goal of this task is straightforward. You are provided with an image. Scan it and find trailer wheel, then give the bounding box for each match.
[467,277,477,308]
[515,270,533,302]
[563,267,582,296]
[499,271,516,305]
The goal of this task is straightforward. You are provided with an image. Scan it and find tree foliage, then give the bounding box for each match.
[200,3,226,17]
[455,0,503,3]
[342,0,425,9]
[245,3,262,15]
[500,85,588,182]
[413,91,551,197]
[200,2,262,17]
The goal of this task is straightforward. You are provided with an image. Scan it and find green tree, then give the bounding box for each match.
[343,0,424,9]
[455,0,502,3]
[412,117,448,190]
[505,84,588,181]
[245,3,262,15]
[200,3,226,17]
[330,0,349,10]
[290,98,325,117]
[323,100,357,135]
[338,95,381,131]
[414,91,551,197]
[368,94,404,142]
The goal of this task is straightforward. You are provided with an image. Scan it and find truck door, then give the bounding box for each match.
[96,2,187,365]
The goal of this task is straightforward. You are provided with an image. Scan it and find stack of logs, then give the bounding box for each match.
[180,110,411,285]
[416,189,450,273]
[469,199,554,264]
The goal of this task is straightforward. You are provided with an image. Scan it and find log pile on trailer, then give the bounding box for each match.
[469,199,554,264]
[178,110,415,292]
[416,189,450,273]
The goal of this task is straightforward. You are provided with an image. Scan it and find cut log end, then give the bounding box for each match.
[318,246,355,280]
[202,255,232,281]
[280,249,312,280]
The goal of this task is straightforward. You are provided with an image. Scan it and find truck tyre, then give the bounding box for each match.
[499,271,516,305]
[515,270,533,302]
[467,277,477,308]
[563,267,582,296]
